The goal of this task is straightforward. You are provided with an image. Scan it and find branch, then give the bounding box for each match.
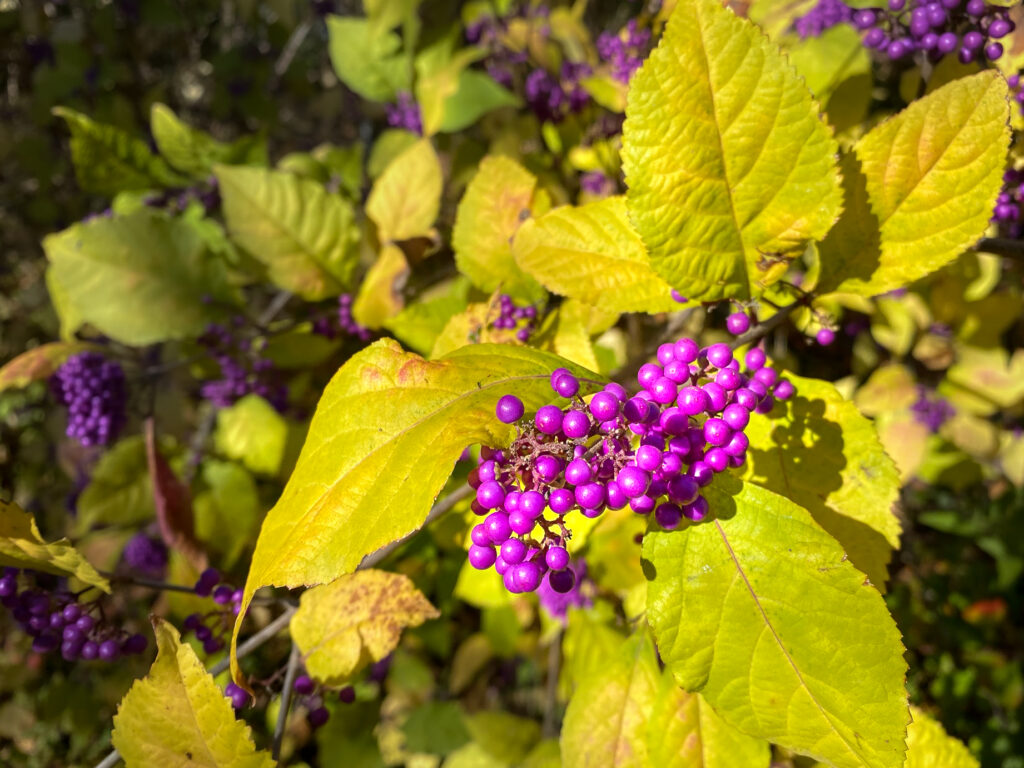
[974,237,1024,262]
[729,299,802,350]
[273,644,301,762]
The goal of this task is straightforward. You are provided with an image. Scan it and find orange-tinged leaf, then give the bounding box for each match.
[0,342,90,393]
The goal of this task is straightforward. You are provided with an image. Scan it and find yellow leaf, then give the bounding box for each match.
[352,244,411,329]
[452,155,546,302]
[622,0,841,301]
[819,72,1009,295]
[513,197,678,313]
[367,138,442,243]
[0,499,109,592]
[112,619,274,768]
[291,569,439,686]
[905,707,978,768]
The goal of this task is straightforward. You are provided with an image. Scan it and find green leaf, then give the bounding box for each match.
[43,210,235,345]
[644,478,909,768]
[53,107,187,195]
[214,395,290,477]
[513,197,679,313]
[368,129,420,179]
[366,138,442,243]
[646,677,770,768]
[151,103,266,178]
[0,342,89,393]
[905,708,978,768]
[560,632,660,768]
[290,569,439,686]
[437,70,520,133]
[463,711,541,764]
[216,165,360,300]
[327,16,411,102]
[786,26,871,131]
[741,373,901,589]
[0,500,110,593]
[111,619,274,768]
[193,461,263,570]
[231,340,599,683]
[403,701,471,755]
[384,277,471,355]
[818,71,1009,296]
[621,0,842,301]
[452,155,546,302]
[75,436,156,534]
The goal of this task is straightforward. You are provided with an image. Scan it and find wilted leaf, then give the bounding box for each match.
[145,419,205,571]
[0,342,89,393]
[291,569,439,685]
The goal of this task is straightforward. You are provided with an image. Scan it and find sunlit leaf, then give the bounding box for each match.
[644,478,909,768]
[646,677,770,768]
[231,341,598,685]
[742,374,902,589]
[905,707,978,768]
[214,395,290,477]
[0,500,109,592]
[0,342,89,393]
[513,197,678,313]
[290,569,439,685]
[352,245,410,329]
[818,72,1009,295]
[560,632,659,768]
[621,0,841,301]
[111,619,274,768]
[151,103,266,178]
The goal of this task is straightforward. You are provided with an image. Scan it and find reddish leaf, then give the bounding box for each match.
[144,419,206,571]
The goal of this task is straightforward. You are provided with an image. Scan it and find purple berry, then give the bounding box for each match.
[549,488,575,513]
[562,409,591,439]
[468,544,497,569]
[546,546,570,571]
[496,395,525,423]
[816,328,835,346]
[500,538,527,565]
[294,675,316,695]
[535,405,564,435]
[575,482,606,510]
[553,373,580,398]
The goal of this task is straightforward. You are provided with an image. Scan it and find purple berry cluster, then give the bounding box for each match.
[181,567,243,655]
[0,568,147,661]
[580,171,616,197]
[524,61,592,123]
[466,5,546,90]
[280,673,356,725]
[121,532,168,580]
[490,294,538,343]
[596,19,651,83]
[385,92,423,135]
[910,387,955,432]
[795,0,854,38]
[467,339,795,594]
[51,351,127,447]
[993,165,1024,238]
[840,0,1014,62]
[198,320,287,411]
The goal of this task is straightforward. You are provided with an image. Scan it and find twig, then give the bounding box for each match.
[100,572,198,594]
[542,628,563,738]
[183,405,218,486]
[359,484,474,569]
[273,644,301,762]
[273,20,312,78]
[974,237,1024,262]
[730,299,802,350]
[258,290,293,328]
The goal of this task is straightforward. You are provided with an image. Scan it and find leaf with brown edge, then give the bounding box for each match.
[0,342,92,393]
[230,340,600,688]
[145,419,206,572]
[290,569,439,685]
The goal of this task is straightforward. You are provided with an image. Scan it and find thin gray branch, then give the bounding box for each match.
[272,644,301,761]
